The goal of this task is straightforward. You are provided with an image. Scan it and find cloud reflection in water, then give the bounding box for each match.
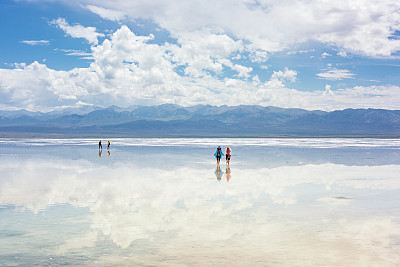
[0,141,399,265]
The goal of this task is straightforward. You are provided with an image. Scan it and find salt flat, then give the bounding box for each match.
[0,138,399,266]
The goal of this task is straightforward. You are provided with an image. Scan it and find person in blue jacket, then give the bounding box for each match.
[214,146,223,165]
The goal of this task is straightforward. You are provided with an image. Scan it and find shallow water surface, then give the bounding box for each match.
[0,138,400,266]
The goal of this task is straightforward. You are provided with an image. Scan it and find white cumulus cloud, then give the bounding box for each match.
[50,18,105,45]
[59,0,400,57]
[323,84,334,96]
[321,52,331,58]
[337,50,348,57]
[317,69,356,80]
[86,5,126,21]
[271,67,297,83]
[1,26,400,111]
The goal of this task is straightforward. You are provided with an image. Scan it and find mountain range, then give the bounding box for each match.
[0,104,399,137]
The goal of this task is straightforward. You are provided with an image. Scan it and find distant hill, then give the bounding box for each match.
[0,104,399,137]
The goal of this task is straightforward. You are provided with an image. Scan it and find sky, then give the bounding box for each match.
[0,0,399,111]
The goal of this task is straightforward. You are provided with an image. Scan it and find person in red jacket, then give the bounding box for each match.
[226,146,231,165]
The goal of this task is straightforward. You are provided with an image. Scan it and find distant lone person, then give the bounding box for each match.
[214,146,223,164]
[226,146,231,165]
[107,140,110,149]
[99,140,102,150]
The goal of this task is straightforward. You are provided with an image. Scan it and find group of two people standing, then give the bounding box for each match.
[99,140,110,150]
[214,146,231,165]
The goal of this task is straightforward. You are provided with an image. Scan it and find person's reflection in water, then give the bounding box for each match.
[107,150,110,157]
[226,166,231,182]
[99,150,102,158]
[215,165,223,181]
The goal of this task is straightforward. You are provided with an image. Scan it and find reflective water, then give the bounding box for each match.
[0,138,400,266]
